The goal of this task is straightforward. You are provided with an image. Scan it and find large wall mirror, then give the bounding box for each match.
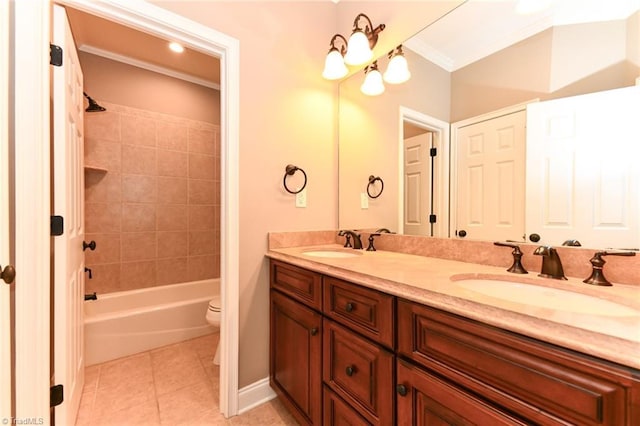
[338,0,640,249]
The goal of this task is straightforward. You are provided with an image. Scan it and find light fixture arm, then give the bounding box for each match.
[352,13,385,49]
[329,34,348,56]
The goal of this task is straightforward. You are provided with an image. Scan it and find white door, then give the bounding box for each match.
[455,110,526,242]
[404,132,433,235]
[0,0,12,417]
[526,86,640,248]
[52,5,85,425]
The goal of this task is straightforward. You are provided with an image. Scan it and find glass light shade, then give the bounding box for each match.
[322,48,348,80]
[383,54,411,84]
[361,68,385,96]
[344,31,373,66]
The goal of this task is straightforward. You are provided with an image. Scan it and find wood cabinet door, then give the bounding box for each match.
[396,360,527,426]
[270,290,322,425]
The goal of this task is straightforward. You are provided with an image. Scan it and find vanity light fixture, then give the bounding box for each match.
[322,34,349,80]
[322,13,385,79]
[383,45,411,84]
[360,61,385,96]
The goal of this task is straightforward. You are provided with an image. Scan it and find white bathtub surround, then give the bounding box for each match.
[84,279,219,366]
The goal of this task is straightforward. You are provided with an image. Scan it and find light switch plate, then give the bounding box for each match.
[296,188,307,208]
[360,192,369,209]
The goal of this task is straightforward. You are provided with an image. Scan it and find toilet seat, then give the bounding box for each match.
[208,296,221,312]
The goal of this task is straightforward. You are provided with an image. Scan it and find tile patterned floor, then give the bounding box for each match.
[76,333,298,426]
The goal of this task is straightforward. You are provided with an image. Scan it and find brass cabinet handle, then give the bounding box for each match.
[396,384,408,396]
[345,302,354,312]
[1,264,16,284]
[345,365,355,376]
[310,327,318,336]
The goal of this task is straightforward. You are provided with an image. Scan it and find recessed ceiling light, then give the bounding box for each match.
[169,42,184,53]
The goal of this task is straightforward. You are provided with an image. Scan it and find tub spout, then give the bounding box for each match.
[84,292,97,301]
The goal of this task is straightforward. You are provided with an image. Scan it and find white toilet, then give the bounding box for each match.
[205,295,221,365]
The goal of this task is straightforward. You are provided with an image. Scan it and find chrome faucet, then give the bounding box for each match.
[533,246,567,280]
[338,230,363,249]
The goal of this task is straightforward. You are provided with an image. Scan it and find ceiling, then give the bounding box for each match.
[65,7,221,87]
[406,0,640,72]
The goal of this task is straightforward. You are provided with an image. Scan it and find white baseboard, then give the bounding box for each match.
[237,377,277,415]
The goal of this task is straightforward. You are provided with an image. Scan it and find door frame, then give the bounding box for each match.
[398,107,450,238]
[15,0,241,419]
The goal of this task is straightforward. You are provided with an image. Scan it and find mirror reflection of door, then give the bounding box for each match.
[403,125,433,236]
[454,108,526,242]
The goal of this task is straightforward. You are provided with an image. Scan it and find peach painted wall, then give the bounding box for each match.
[152,0,467,390]
[83,102,220,295]
[80,52,221,125]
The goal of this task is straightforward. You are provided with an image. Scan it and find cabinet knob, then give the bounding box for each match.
[345,365,355,376]
[345,302,354,312]
[310,327,318,336]
[396,384,408,396]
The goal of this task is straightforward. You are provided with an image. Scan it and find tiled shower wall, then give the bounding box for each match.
[84,102,220,294]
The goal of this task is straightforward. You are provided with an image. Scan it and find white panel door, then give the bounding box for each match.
[0,0,12,417]
[526,86,640,248]
[455,110,526,241]
[404,132,433,235]
[52,5,85,425]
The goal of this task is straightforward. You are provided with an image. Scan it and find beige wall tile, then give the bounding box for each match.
[121,232,157,261]
[188,231,215,256]
[188,127,215,155]
[84,233,120,264]
[187,255,216,281]
[122,203,156,232]
[84,111,121,142]
[86,203,121,234]
[188,205,216,231]
[121,114,156,147]
[156,257,188,285]
[122,174,157,203]
[157,149,188,177]
[157,231,188,258]
[85,171,121,203]
[188,179,216,205]
[120,260,157,289]
[122,144,157,175]
[157,121,188,151]
[188,153,215,180]
[157,204,188,231]
[84,263,121,294]
[85,138,122,172]
[157,176,187,204]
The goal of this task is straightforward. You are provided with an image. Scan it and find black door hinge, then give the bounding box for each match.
[50,44,62,66]
[429,214,437,223]
[50,384,63,407]
[51,216,64,236]
[430,147,437,157]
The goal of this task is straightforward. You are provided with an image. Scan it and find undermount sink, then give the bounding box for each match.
[302,249,362,259]
[454,279,639,317]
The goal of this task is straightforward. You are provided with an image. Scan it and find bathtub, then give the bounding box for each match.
[84,279,219,366]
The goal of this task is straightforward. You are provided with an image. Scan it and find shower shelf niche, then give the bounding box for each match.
[84,165,108,173]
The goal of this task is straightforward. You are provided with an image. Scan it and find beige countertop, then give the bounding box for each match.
[266,244,640,369]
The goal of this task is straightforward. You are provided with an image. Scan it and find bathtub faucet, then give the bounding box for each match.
[84,292,97,301]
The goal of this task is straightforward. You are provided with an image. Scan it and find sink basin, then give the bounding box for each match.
[455,279,639,317]
[302,250,362,259]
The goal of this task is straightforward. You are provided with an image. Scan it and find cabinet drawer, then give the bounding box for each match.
[323,319,394,425]
[323,386,373,426]
[397,359,528,426]
[323,276,394,349]
[397,299,632,426]
[270,260,322,310]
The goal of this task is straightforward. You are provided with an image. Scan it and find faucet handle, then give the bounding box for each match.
[338,230,353,248]
[493,242,528,274]
[583,251,636,286]
[367,233,381,251]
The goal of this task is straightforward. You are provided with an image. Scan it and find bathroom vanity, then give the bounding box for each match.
[267,245,640,426]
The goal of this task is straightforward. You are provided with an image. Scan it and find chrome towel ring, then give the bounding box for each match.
[283,164,307,194]
[367,175,384,198]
